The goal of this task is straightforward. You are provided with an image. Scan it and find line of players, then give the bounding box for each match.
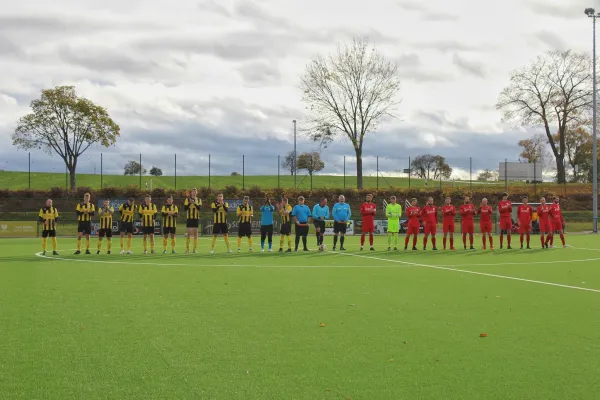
[37,190,566,255]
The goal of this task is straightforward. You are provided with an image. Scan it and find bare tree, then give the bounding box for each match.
[299,38,402,189]
[297,151,325,175]
[552,125,593,182]
[496,50,593,183]
[282,151,296,176]
[411,154,452,180]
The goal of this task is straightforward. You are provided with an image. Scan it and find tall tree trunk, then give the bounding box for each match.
[355,148,363,189]
[555,155,566,184]
[68,161,77,190]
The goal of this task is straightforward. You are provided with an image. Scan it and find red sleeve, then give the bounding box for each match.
[420,207,427,218]
[360,204,367,216]
[476,207,481,215]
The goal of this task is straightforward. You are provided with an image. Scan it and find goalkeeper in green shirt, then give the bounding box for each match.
[386,196,402,250]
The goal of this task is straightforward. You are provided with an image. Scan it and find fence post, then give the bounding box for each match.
[100,153,103,189]
[343,156,346,189]
[242,155,245,190]
[278,155,280,189]
[469,157,472,191]
[310,154,313,190]
[28,152,31,189]
[504,158,508,191]
[174,154,177,190]
[377,156,379,189]
[533,161,536,196]
[65,164,68,189]
[408,157,411,188]
[139,153,142,189]
[208,154,211,190]
[439,173,442,191]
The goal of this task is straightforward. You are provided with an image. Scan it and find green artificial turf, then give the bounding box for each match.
[1,235,600,400]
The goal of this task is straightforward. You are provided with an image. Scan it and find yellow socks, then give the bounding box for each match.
[85,238,90,250]
[224,236,230,250]
[193,237,198,251]
[77,238,81,251]
[127,237,132,251]
[52,237,57,251]
[186,236,190,250]
[97,240,102,251]
[163,238,168,251]
[42,238,47,252]
[279,236,284,249]
[237,237,242,248]
[248,238,253,248]
[211,236,217,249]
[107,239,112,251]
[287,235,292,249]
[143,238,147,252]
[171,238,176,251]
[150,239,155,252]
[120,237,124,251]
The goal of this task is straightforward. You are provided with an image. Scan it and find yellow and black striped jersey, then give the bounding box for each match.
[138,204,157,227]
[38,207,59,230]
[280,204,292,224]
[211,202,229,224]
[98,207,114,229]
[237,204,253,223]
[118,203,135,223]
[161,204,179,228]
[183,197,202,220]
[76,202,95,222]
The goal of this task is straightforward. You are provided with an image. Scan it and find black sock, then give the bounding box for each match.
[340,236,345,247]
[320,234,324,245]
[302,236,307,249]
[316,232,320,245]
[333,236,338,247]
[295,236,300,250]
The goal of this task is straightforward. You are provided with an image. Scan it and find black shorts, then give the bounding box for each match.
[163,227,176,235]
[98,228,113,238]
[42,229,56,238]
[213,223,228,235]
[280,222,292,235]
[186,219,199,228]
[295,224,309,236]
[238,222,252,237]
[333,222,347,234]
[314,220,326,232]
[260,225,274,235]
[142,226,154,235]
[78,221,91,235]
[120,222,134,234]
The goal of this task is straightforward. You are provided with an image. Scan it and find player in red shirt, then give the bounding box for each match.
[441,197,456,250]
[546,196,566,248]
[477,198,494,250]
[517,195,533,249]
[498,192,513,249]
[360,194,376,251]
[420,197,438,250]
[404,198,421,251]
[536,196,552,248]
[459,195,476,250]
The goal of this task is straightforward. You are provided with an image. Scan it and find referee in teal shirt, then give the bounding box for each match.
[312,197,329,247]
[291,196,312,251]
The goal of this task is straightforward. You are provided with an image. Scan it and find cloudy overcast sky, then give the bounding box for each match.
[0,0,593,178]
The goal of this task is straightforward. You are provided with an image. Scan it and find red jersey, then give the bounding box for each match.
[549,203,564,223]
[498,200,512,219]
[421,205,438,224]
[360,202,376,222]
[477,205,493,222]
[517,204,533,224]
[459,203,476,222]
[441,205,456,221]
[406,206,421,225]
[536,204,551,223]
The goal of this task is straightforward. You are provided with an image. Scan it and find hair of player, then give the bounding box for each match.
[217,193,223,197]
[167,196,173,200]
[192,188,197,191]
[84,192,90,197]
[104,198,110,202]
[411,198,417,202]
[145,195,151,199]
[522,195,528,199]
[128,197,134,202]
[298,196,305,201]
[282,197,288,202]
[367,194,373,197]
[243,196,249,200]
[390,196,396,200]
[320,197,327,201]
[339,195,345,199]
[501,192,508,197]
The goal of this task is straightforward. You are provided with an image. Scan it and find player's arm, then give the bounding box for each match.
[161,206,167,217]
[212,203,218,213]
[89,205,96,216]
[347,205,351,220]
[38,209,44,223]
[249,206,254,218]
[183,198,190,210]
[223,202,229,212]
[236,206,242,217]
[325,206,330,219]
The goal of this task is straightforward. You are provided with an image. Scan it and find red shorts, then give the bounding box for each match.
[442,220,455,233]
[462,222,474,234]
[539,221,550,233]
[362,220,374,233]
[480,221,492,233]
[406,224,420,235]
[500,218,512,231]
[552,220,563,232]
[518,223,531,234]
[423,222,436,235]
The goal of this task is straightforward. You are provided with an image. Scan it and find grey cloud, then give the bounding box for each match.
[238,61,281,86]
[395,53,421,67]
[531,30,568,50]
[411,110,470,131]
[57,45,160,74]
[396,1,458,21]
[411,40,490,53]
[395,53,455,82]
[524,0,590,20]
[452,54,486,78]
[0,14,163,34]
[0,35,23,57]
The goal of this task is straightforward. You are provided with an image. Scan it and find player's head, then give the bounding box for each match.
[464,195,470,204]
[191,188,198,197]
[553,196,559,203]
[83,192,90,202]
[427,197,433,205]
[320,197,327,206]
[522,195,528,204]
[540,196,546,204]
[243,196,249,205]
[482,198,488,205]
[103,199,110,208]
[445,196,451,205]
[217,193,223,202]
[145,195,151,204]
[390,196,396,204]
[282,197,288,205]
[366,194,373,202]
[46,199,52,207]
[128,197,134,205]
[501,192,508,200]
[167,196,173,205]
[411,198,417,206]
[298,196,305,205]
[339,195,345,203]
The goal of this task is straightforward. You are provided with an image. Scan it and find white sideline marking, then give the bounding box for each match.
[332,252,600,294]
[570,246,600,252]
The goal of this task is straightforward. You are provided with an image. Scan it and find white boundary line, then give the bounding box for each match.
[332,251,600,294]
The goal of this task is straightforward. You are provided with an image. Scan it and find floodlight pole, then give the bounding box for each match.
[293,120,297,189]
[587,8,599,233]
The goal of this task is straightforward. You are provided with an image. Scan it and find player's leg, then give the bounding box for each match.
[333,227,339,250]
[301,227,308,250]
[360,230,365,249]
[76,227,83,254]
[431,229,437,250]
[267,227,273,251]
[97,229,104,254]
[223,233,231,252]
[42,230,48,253]
[127,232,133,253]
[193,226,198,253]
[85,231,91,253]
[120,231,125,253]
[150,233,155,253]
[442,227,447,250]
[520,229,524,248]
[143,233,148,253]
[480,224,486,249]
[170,232,176,253]
[211,233,218,252]
[316,223,322,247]
[106,229,113,253]
[468,226,474,249]
[163,231,169,253]
[260,227,267,251]
[526,229,531,248]
[340,232,346,250]
[237,231,243,251]
[247,231,253,251]
[558,227,566,246]
[294,227,301,251]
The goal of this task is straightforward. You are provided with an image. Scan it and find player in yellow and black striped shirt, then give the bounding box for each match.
[97,199,114,254]
[161,196,178,254]
[278,197,293,252]
[38,198,59,255]
[138,195,158,254]
[75,193,95,254]
[236,196,254,252]
[118,198,135,254]
[184,188,202,254]
[210,193,232,253]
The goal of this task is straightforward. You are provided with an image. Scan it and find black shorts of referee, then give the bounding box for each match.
[295,222,309,236]
[313,220,326,232]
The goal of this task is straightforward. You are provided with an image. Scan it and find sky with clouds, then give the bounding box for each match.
[0,0,594,179]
